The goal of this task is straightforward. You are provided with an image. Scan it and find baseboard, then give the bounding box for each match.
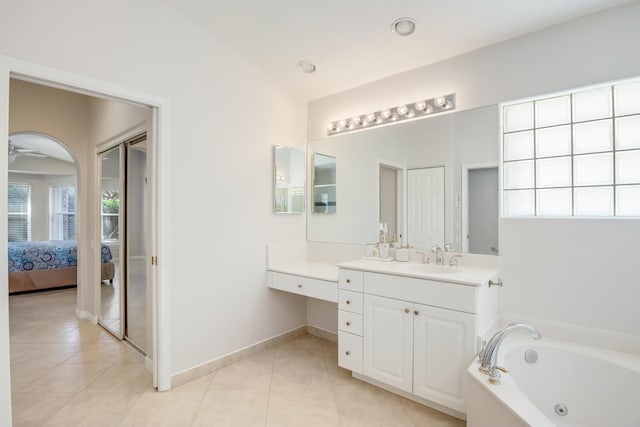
[171,325,307,388]
[75,308,98,324]
[306,325,337,343]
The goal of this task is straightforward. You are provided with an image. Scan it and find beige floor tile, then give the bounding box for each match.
[10,363,57,392]
[85,361,153,392]
[20,363,111,393]
[64,340,143,365]
[118,390,205,427]
[172,372,216,392]
[266,386,339,427]
[12,343,80,365]
[191,389,269,427]
[209,358,274,392]
[9,343,43,363]
[11,392,75,427]
[43,391,142,426]
[9,291,466,427]
[331,379,417,426]
[271,355,332,392]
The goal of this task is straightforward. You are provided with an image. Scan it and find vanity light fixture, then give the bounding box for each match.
[327,93,456,136]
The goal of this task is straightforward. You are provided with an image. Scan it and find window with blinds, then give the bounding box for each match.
[8,182,31,242]
[502,79,640,217]
[49,185,76,240]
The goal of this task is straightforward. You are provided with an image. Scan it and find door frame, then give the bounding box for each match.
[461,162,498,253]
[0,54,172,425]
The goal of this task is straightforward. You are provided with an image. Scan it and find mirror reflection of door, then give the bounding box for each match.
[98,134,148,354]
[407,167,445,250]
[468,167,499,255]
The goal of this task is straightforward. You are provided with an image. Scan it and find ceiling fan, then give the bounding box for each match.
[8,141,47,163]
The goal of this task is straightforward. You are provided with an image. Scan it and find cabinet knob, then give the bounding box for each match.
[297,284,303,288]
[345,350,351,356]
[346,279,351,284]
[346,321,351,326]
[346,300,351,305]
[414,310,419,316]
[404,308,410,313]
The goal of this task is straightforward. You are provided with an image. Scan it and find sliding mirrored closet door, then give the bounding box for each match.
[99,145,123,338]
[125,139,148,352]
[98,134,148,354]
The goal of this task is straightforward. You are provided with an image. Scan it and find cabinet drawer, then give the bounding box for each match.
[338,310,363,336]
[364,272,476,313]
[338,289,363,314]
[270,272,337,303]
[339,269,364,292]
[338,331,363,374]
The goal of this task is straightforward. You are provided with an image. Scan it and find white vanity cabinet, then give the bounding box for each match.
[363,294,475,412]
[338,266,498,416]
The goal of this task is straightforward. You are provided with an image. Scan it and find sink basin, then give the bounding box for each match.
[404,264,461,275]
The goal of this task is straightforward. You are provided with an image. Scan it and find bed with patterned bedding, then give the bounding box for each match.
[8,240,115,293]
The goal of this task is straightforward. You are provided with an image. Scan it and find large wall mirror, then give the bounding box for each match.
[307,105,500,255]
[274,146,305,214]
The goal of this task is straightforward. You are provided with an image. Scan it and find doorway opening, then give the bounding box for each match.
[8,131,79,292]
[461,164,499,255]
[378,162,406,245]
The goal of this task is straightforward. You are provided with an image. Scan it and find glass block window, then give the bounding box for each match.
[502,80,640,217]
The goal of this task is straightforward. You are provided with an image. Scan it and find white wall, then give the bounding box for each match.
[0,0,307,397]
[307,3,640,339]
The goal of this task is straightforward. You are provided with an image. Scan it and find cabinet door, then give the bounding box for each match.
[412,303,475,412]
[363,294,413,393]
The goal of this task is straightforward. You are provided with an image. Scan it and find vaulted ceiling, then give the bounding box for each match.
[160,0,635,100]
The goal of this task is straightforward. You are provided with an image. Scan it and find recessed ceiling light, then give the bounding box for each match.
[297,60,317,74]
[391,17,416,37]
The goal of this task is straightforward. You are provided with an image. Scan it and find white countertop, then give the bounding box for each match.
[337,259,500,286]
[269,261,339,282]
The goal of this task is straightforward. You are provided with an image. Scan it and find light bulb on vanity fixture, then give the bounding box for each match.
[326,94,456,136]
[396,105,408,116]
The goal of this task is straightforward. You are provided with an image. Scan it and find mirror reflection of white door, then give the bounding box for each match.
[407,167,445,250]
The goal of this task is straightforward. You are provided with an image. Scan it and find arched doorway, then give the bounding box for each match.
[7,132,81,292]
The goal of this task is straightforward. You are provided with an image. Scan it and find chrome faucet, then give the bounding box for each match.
[431,246,444,266]
[479,323,541,384]
[448,254,463,267]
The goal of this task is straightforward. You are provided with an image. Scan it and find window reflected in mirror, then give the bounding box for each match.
[274,146,305,214]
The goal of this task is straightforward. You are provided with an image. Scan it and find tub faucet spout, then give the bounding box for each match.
[479,323,541,384]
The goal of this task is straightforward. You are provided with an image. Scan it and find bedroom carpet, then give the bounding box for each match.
[9,288,465,426]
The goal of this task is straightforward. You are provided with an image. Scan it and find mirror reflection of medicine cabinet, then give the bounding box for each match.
[273,146,305,214]
[313,153,336,214]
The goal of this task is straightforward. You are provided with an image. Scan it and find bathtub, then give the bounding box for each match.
[466,336,640,427]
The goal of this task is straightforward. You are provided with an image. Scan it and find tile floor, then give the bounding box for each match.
[9,288,466,426]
